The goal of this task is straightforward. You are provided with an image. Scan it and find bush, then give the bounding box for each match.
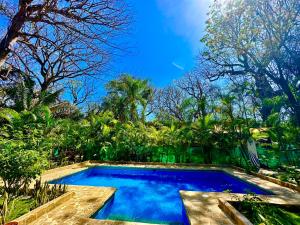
[0,108,50,195]
[0,140,48,194]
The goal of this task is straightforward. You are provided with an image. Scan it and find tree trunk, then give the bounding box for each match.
[253,74,275,121]
[203,146,212,164]
[130,102,137,122]
[41,81,50,92]
[0,2,32,69]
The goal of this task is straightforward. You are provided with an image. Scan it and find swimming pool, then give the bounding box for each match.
[50,166,272,224]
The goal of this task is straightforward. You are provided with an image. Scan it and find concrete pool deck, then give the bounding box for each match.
[18,161,300,225]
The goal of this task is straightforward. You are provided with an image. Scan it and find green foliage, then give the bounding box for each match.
[0,191,10,225]
[0,192,35,225]
[264,113,300,165]
[32,179,67,207]
[1,74,62,112]
[0,180,66,225]
[202,0,300,125]
[102,74,153,122]
[3,198,35,224]
[232,195,300,225]
[0,3,299,225]
[0,108,51,194]
[0,145,47,194]
[0,108,21,123]
[269,167,300,186]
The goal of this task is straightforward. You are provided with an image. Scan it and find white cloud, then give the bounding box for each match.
[172,62,184,70]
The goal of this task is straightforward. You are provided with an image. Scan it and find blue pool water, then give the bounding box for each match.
[50,166,272,224]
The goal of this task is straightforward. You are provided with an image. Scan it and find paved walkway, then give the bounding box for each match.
[23,162,300,225]
[181,191,235,225]
[29,185,115,225]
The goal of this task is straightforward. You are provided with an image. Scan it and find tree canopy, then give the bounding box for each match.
[201,0,300,124]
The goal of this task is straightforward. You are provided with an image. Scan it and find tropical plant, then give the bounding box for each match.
[0,108,50,194]
[0,191,16,225]
[103,75,153,122]
[1,73,62,112]
[232,194,300,225]
[32,179,67,207]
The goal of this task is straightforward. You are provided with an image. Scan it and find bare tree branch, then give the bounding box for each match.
[0,0,130,77]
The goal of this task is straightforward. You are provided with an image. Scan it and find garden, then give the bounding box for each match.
[0,0,299,224]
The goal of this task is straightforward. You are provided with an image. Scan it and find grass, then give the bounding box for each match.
[232,201,300,225]
[0,196,35,222]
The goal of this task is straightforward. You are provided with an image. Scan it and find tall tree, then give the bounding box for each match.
[102,74,153,122]
[0,0,129,79]
[153,86,188,122]
[201,0,300,124]
[65,79,95,107]
[153,71,219,122]
[9,30,106,91]
[176,70,219,120]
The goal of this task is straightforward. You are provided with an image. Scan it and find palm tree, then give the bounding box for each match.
[191,114,216,164]
[103,74,153,122]
[1,72,62,112]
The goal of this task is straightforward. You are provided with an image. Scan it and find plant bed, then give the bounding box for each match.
[0,182,68,225]
[231,165,300,193]
[0,197,35,223]
[231,201,300,225]
[267,167,300,186]
[8,191,74,225]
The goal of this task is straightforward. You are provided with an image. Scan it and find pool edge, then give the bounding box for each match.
[37,162,300,225]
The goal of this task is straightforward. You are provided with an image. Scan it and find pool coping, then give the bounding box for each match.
[9,161,300,225]
[231,166,300,193]
[7,191,75,225]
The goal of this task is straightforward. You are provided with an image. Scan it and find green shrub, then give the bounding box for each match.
[0,140,48,195]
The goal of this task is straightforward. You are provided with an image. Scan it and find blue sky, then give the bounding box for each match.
[105,0,212,88]
[0,0,213,104]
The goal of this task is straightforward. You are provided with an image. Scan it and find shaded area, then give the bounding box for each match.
[0,197,35,222]
[231,201,300,225]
